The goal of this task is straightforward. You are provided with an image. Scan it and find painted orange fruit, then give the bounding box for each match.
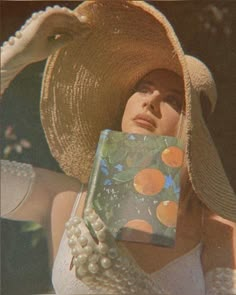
[121,219,153,243]
[124,219,153,234]
[133,168,165,195]
[161,146,184,168]
[156,201,178,227]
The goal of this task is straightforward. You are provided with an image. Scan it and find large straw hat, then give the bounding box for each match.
[40,0,236,222]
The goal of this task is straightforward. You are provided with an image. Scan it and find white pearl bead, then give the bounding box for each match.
[15,31,22,39]
[53,5,61,9]
[2,41,8,47]
[121,256,130,270]
[84,207,93,216]
[97,243,108,254]
[46,6,53,11]
[100,257,112,269]
[8,37,15,45]
[65,221,72,230]
[17,170,23,177]
[74,227,81,237]
[26,19,31,25]
[32,12,38,19]
[87,213,98,223]
[88,262,99,274]
[72,216,81,225]
[114,257,122,268]
[104,269,115,278]
[97,230,106,242]
[88,253,100,263]
[127,277,135,285]
[78,235,88,247]
[94,274,103,282]
[71,247,80,256]
[130,287,137,293]
[93,220,103,231]
[68,237,77,248]
[83,245,93,256]
[66,229,74,238]
[73,257,80,267]
[76,265,88,277]
[77,253,88,264]
[115,275,123,283]
[108,248,119,259]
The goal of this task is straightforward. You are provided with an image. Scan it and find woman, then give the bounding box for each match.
[1,1,236,294]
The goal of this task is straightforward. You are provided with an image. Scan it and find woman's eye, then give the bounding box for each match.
[165,95,183,112]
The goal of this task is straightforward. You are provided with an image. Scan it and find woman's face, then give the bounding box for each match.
[121,69,184,136]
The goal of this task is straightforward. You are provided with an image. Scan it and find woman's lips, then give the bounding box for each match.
[133,114,156,130]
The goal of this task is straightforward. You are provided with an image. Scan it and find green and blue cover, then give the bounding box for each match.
[84,130,183,247]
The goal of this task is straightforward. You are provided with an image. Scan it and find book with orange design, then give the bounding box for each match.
[84,130,183,246]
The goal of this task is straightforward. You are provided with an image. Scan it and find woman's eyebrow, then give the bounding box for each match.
[138,80,153,86]
[134,80,153,89]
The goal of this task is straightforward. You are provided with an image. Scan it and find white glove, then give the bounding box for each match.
[1,160,35,217]
[1,5,90,95]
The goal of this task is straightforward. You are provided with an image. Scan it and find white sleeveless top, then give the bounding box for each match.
[52,237,204,294]
[52,188,205,295]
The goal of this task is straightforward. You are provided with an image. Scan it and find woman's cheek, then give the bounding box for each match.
[161,106,180,135]
[121,100,135,130]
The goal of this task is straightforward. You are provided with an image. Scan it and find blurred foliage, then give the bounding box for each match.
[1,1,235,294]
[1,62,56,295]
[1,220,51,295]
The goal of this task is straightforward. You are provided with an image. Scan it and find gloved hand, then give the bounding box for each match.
[1,5,89,66]
[1,5,90,95]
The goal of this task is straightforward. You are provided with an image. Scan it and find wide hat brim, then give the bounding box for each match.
[40,0,236,221]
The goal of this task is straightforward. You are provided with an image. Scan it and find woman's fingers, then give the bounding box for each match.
[39,8,89,37]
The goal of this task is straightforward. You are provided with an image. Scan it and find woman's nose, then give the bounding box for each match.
[142,90,162,116]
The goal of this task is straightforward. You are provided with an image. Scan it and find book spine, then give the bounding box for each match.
[85,130,110,208]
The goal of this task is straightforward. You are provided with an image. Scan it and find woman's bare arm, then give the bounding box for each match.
[1,160,81,228]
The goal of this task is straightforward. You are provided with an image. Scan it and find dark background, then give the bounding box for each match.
[1,1,236,294]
